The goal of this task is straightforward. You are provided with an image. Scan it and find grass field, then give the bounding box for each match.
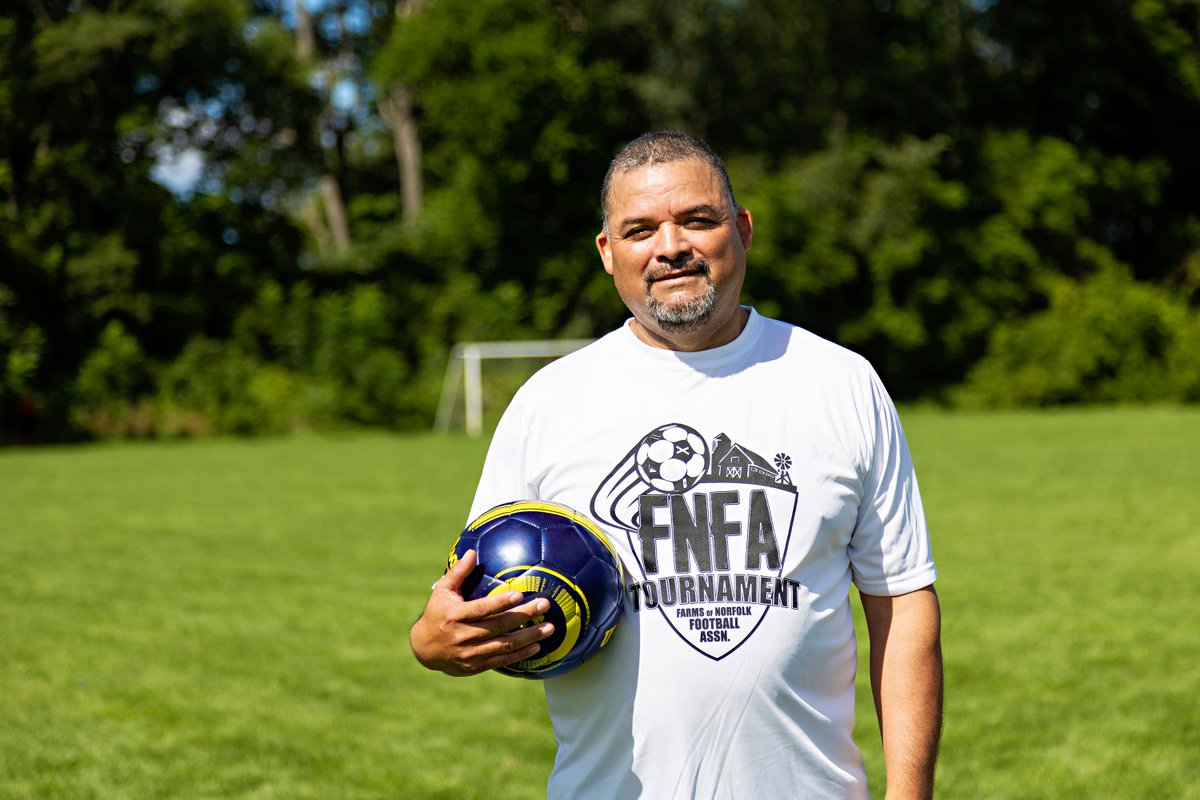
[1,408,1198,799]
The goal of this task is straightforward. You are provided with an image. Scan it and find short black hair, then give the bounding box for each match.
[601,131,737,233]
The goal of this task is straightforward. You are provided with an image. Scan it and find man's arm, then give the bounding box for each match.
[410,549,555,676]
[860,585,943,800]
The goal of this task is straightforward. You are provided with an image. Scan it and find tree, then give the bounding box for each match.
[0,0,315,440]
[6,0,1199,441]
[371,0,639,343]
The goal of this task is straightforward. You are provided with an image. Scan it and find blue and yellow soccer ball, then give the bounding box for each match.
[449,501,624,679]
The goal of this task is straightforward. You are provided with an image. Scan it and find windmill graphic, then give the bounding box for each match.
[773,453,792,485]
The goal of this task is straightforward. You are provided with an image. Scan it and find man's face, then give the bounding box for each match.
[596,158,753,350]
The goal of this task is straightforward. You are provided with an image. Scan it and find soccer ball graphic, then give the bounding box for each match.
[635,423,709,494]
[449,501,624,679]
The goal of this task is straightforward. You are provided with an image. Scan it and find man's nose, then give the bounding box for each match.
[653,224,690,261]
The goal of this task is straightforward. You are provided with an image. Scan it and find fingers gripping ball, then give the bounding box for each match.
[448,502,624,679]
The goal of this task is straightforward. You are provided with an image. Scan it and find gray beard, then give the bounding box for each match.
[644,261,717,332]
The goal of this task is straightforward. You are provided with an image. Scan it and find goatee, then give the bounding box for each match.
[644,260,717,332]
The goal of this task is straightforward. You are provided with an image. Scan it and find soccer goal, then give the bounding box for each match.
[435,339,594,436]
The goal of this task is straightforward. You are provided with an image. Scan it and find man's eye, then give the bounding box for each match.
[624,227,652,239]
[685,217,716,228]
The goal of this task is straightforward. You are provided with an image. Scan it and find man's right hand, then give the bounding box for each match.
[409,549,555,676]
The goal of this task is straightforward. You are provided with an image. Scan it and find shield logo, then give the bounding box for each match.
[592,424,798,660]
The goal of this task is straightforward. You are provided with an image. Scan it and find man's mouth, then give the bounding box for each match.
[645,260,710,288]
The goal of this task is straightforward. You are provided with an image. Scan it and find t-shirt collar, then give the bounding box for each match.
[620,306,764,370]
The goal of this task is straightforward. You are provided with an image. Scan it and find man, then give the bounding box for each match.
[411,131,942,799]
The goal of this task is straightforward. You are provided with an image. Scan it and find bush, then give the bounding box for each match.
[71,320,153,437]
[141,282,414,436]
[151,336,324,435]
[956,267,1199,406]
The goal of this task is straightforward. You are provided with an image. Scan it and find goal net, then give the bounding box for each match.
[435,339,594,436]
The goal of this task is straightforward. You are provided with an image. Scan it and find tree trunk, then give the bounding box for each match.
[379,82,423,225]
[292,0,351,253]
[320,174,351,254]
[294,0,316,61]
[379,0,429,226]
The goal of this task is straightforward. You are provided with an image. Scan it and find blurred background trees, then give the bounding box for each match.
[2,0,1198,441]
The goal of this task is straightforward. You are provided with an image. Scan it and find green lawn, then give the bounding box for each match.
[1,408,1197,799]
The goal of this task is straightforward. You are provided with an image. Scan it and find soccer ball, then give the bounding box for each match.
[635,423,709,493]
[449,501,624,679]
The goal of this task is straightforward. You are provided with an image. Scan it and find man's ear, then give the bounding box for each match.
[596,229,615,276]
[736,208,753,252]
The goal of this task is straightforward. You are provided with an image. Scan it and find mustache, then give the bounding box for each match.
[643,258,711,287]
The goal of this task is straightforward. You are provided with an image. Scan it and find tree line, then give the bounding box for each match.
[2,0,1199,443]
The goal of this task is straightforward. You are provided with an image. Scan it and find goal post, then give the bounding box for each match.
[435,339,594,437]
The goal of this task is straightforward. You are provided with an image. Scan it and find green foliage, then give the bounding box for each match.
[370,0,633,330]
[154,336,280,435]
[73,320,148,411]
[958,265,1200,406]
[5,0,1200,440]
[736,134,972,392]
[737,123,1187,400]
[145,281,415,435]
[0,0,314,440]
[1130,0,1200,100]
[0,288,44,398]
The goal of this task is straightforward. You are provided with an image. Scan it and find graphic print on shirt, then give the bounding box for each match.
[590,423,800,660]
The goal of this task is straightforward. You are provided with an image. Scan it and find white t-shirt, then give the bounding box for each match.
[468,308,936,799]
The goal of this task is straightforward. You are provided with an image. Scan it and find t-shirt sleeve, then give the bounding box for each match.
[466,390,535,524]
[848,367,937,596]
